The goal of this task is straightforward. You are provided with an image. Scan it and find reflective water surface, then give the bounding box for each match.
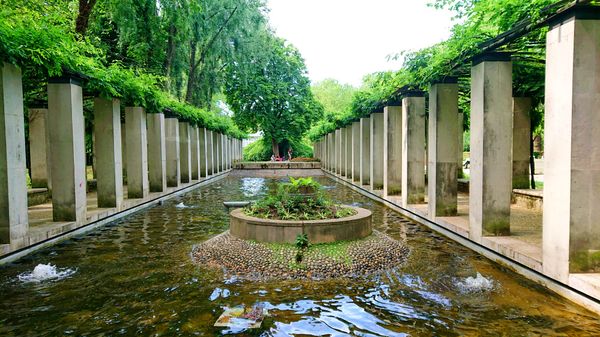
[1,176,599,336]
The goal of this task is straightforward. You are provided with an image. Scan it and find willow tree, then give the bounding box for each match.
[225,34,322,157]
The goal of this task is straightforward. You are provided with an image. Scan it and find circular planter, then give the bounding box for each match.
[229,206,372,244]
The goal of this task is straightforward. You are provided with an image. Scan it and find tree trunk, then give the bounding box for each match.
[164,23,177,90]
[75,0,97,36]
[529,122,536,189]
[185,41,198,103]
[271,138,280,157]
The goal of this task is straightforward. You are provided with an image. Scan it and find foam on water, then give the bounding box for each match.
[175,202,188,209]
[18,264,76,283]
[455,273,495,294]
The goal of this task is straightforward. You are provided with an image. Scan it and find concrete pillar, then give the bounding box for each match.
[383,104,402,196]
[226,136,230,168]
[370,112,384,190]
[214,132,221,173]
[190,126,200,180]
[359,117,371,185]
[339,128,346,176]
[29,108,51,189]
[199,128,208,177]
[402,94,426,207]
[328,133,333,171]
[179,122,191,183]
[48,78,86,223]
[345,126,352,178]
[220,134,225,170]
[121,124,127,183]
[428,80,459,217]
[543,9,600,280]
[94,97,123,208]
[513,97,531,189]
[469,52,513,238]
[206,130,213,175]
[219,133,224,172]
[147,113,167,192]
[0,63,28,246]
[125,107,149,199]
[333,129,339,174]
[165,118,180,187]
[352,121,360,182]
[47,76,86,223]
[458,112,464,178]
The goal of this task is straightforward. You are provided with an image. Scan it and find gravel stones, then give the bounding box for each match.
[191,230,410,281]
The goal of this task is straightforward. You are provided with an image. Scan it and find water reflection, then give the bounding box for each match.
[0,176,598,336]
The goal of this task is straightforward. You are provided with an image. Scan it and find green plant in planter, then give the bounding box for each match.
[243,177,357,220]
[288,177,321,194]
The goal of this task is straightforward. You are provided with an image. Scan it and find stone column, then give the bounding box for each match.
[327,133,333,172]
[352,121,360,182]
[190,126,200,180]
[360,117,371,186]
[125,107,149,199]
[121,124,127,183]
[340,128,347,176]
[0,63,28,246]
[94,97,123,208]
[383,104,402,196]
[199,128,208,177]
[219,133,225,172]
[206,130,213,176]
[469,52,513,239]
[29,107,51,189]
[165,118,180,187]
[214,132,221,173]
[402,93,426,207]
[458,112,464,178]
[370,112,384,190]
[226,136,230,169]
[543,8,600,281]
[428,80,459,218]
[513,97,531,189]
[345,126,352,178]
[47,75,87,223]
[179,122,191,183]
[147,113,167,192]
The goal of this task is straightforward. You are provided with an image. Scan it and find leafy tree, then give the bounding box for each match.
[225,34,323,157]
[311,79,357,118]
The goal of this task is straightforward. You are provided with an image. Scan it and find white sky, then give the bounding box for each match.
[266,0,455,87]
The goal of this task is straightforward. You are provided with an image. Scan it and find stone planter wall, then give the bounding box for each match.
[229,206,372,244]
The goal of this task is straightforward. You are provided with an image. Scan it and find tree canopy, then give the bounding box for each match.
[307,0,568,142]
[224,34,323,157]
[0,0,285,139]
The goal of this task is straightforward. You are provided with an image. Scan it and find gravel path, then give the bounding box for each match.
[192,230,410,280]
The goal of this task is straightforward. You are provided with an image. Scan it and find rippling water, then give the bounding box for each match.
[1,176,599,336]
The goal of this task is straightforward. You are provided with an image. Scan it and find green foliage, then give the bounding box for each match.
[0,5,246,138]
[244,178,356,221]
[225,34,323,155]
[308,0,564,141]
[243,138,272,161]
[243,137,313,161]
[295,234,309,250]
[311,79,357,119]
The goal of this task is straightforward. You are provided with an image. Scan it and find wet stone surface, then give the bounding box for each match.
[192,230,410,280]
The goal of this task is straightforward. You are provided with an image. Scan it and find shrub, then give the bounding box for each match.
[243,136,314,161]
[244,177,355,220]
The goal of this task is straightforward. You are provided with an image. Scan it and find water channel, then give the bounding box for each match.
[1,176,599,336]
